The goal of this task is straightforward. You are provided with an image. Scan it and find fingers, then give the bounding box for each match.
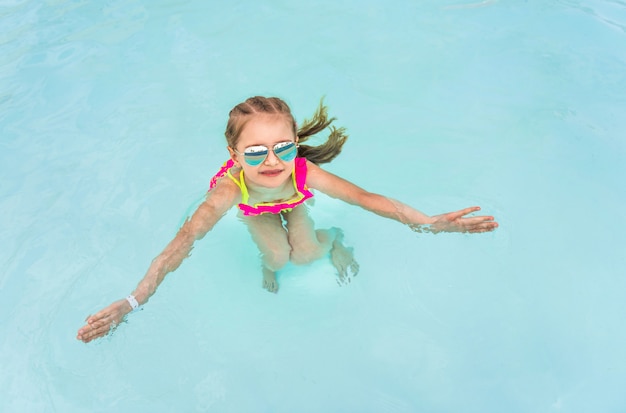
[466,221,499,233]
[450,206,481,220]
[84,309,111,327]
[460,215,495,225]
[76,320,112,343]
[77,303,124,343]
[429,212,498,234]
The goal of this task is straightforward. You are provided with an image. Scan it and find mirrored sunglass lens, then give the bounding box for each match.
[244,145,269,155]
[274,142,297,161]
[244,154,266,165]
[243,146,268,165]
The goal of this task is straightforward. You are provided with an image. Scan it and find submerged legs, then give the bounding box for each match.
[284,205,359,284]
[243,204,359,293]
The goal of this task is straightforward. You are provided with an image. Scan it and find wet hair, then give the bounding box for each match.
[224,96,348,165]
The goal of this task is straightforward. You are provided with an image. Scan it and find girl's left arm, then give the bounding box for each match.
[306,162,498,233]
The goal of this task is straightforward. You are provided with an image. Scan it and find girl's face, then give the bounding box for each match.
[228,114,298,189]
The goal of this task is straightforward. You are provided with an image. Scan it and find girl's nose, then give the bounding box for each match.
[264,149,279,166]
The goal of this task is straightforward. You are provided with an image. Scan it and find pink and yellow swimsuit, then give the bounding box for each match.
[209,157,314,216]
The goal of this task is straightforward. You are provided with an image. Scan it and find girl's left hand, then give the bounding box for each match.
[414,206,498,234]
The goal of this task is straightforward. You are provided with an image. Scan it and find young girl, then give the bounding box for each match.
[76,96,498,343]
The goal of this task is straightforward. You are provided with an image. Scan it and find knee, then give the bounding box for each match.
[289,247,323,265]
[262,245,291,271]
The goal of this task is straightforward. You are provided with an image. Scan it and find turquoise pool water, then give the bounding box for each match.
[1,1,625,412]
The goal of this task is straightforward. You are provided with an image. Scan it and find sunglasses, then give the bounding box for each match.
[233,141,298,166]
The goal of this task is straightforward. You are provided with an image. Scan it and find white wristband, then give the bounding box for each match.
[125,295,140,312]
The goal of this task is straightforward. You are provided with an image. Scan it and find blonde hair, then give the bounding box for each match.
[224,96,348,165]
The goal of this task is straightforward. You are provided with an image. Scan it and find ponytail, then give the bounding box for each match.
[297,98,348,165]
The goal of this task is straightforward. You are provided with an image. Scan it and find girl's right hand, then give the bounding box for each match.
[76,299,132,343]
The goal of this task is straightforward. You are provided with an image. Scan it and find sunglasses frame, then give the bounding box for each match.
[232,141,299,166]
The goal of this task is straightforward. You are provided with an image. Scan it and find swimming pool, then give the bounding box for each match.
[1,0,625,411]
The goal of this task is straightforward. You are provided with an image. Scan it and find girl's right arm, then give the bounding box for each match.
[76,179,240,343]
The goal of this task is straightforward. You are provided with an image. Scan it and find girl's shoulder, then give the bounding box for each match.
[226,165,242,181]
[205,167,241,212]
[209,160,241,189]
[303,160,326,183]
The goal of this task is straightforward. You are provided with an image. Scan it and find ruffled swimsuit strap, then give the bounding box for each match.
[209,159,234,190]
[293,157,314,200]
[209,159,249,202]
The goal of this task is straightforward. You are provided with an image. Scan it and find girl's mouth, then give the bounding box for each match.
[259,169,283,177]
